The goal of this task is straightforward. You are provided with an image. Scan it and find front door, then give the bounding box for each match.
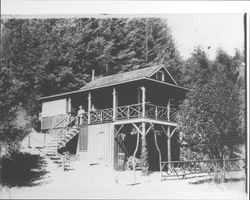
[94,131,105,163]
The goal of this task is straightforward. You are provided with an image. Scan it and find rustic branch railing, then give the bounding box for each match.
[79,112,88,124]
[160,159,246,180]
[90,108,113,123]
[87,103,178,124]
[116,103,143,120]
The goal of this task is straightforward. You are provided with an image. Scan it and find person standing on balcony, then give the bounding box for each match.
[77,105,85,126]
[90,104,96,112]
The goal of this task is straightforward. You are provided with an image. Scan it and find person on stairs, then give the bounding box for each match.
[66,113,74,129]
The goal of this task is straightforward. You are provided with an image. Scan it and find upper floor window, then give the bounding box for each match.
[156,71,165,82]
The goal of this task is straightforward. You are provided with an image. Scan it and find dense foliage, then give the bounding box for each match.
[0,18,181,133]
[177,49,245,159]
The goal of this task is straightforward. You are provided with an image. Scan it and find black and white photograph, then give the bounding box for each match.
[0,1,249,199]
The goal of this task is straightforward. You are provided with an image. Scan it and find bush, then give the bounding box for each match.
[125,156,141,170]
[0,151,48,187]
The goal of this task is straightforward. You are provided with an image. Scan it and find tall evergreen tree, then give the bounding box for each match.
[177,52,245,159]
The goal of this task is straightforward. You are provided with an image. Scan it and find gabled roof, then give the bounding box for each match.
[39,64,189,101]
[80,65,162,90]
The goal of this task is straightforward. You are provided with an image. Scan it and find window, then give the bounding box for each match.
[156,71,165,81]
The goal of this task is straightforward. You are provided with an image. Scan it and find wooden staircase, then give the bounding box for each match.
[41,127,80,169]
[40,115,81,170]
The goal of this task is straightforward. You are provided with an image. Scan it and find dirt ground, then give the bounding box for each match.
[0,156,247,199]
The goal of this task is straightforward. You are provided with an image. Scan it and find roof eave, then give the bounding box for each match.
[144,77,191,92]
[38,76,191,101]
[38,77,146,101]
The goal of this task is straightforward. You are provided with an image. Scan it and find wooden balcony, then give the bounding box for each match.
[79,103,178,125]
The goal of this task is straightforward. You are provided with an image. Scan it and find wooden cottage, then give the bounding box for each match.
[39,65,189,170]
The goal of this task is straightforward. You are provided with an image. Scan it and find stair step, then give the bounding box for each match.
[65,131,75,135]
[46,150,57,153]
[36,146,45,149]
[47,143,57,146]
[54,161,63,165]
[50,157,62,160]
[47,145,57,148]
[48,140,57,143]
[70,128,79,131]
[64,135,74,139]
[46,153,57,156]
[58,143,65,147]
[66,130,75,133]
[63,134,75,138]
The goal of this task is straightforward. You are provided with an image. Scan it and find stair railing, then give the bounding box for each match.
[44,112,83,154]
[44,117,68,148]
[55,112,87,150]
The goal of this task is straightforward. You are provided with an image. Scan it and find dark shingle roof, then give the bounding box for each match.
[38,64,190,101]
[80,65,162,90]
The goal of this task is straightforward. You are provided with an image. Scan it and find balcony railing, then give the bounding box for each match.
[78,103,179,125]
[90,108,113,123]
[116,103,143,120]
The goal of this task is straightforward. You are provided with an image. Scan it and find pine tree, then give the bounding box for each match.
[177,59,244,159]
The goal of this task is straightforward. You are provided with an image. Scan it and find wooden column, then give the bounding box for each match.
[141,86,146,117]
[67,98,72,113]
[88,92,91,124]
[137,87,141,103]
[132,124,140,184]
[142,121,146,136]
[167,99,170,121]
[154,131,161,172]
[141,121,148,175]
[112,87,116,121]
[167,125,171,168]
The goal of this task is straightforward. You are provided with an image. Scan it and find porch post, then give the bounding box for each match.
[68,98,72,113]
[141,121,149,175]
[88,92,91,124]
[141,86,146,117]
[112,87,116,121]
[167,99,170,121]
[167,125,171,169]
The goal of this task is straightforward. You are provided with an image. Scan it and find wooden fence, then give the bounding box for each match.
[160,158,246,180]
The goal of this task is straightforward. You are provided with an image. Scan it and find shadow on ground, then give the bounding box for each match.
[0,151,49,187]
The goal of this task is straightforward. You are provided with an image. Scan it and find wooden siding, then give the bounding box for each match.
[88,123,114,166]
[41,114,67,130]
[79,125,88,151]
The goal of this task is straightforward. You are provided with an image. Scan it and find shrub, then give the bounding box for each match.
[0,151,48,187]
[125,156,141,170]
